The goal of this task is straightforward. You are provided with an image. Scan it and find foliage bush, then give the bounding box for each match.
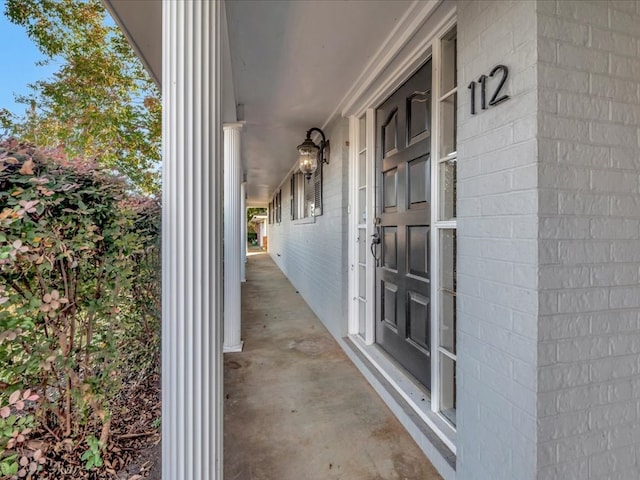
[0,139,160,478]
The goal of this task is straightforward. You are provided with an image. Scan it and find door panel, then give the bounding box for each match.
[375,60,432,388]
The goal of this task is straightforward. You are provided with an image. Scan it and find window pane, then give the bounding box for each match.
[358,188,367,224]
[358,299,366,337]
[440,229,456,354]
[440,229,456,291]
[440,92,457,157]
[358,228,366,265]
[440,290,456,353]
[358,151,366,188]
[439,158,457,221]
[359,115,366,151]
[441,27,457,93]
[359,266,366,299]
[439,353,456,426]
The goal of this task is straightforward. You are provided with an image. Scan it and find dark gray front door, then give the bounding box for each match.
[375,60,432,388]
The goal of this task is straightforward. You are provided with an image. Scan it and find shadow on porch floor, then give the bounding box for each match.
[224,253,441,480]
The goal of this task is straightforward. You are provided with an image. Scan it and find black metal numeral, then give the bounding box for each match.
[467,81,476,115]
[468,64,510,115]
[488,64,510,106]
[478,74,488,110]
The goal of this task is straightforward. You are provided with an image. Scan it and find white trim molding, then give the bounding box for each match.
[162,0,224,478]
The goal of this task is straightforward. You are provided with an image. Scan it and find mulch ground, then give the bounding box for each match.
[28,363,162,480]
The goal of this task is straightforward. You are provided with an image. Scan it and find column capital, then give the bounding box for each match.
[223,122,244,131]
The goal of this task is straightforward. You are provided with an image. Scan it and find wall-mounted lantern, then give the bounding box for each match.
[297,127,329,181]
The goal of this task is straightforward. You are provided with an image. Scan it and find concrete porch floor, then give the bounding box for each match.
[224,253,442,480]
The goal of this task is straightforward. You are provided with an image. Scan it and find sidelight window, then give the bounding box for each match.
[433,25,457,427]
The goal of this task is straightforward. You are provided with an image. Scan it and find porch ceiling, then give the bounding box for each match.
[103,0,417,205]
[226,0,414,204]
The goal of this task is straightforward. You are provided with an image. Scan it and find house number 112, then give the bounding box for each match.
[467,64,510,114]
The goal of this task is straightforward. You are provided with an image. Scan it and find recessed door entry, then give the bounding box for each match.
[374,60,432,389]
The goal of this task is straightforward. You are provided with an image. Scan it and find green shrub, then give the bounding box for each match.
[0,139,160,475]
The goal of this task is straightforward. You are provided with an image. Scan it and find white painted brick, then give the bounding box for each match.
[539,410,590,440]
[611,240,640,262]
[558,191,609,215]
[608,334,640,356]
[539,163,591,189]
[463,124,514,156]
[481,191,538,215]
[539,459,589,480]
[556,0,610,28]
[610,194,640,217]
[608,422,640,449]
[540,217,590,239]
[460,1,640,478]
[611,102,640,125]
[610,0,637,14]
[557,92,610,120]
[539,363,591,392]
[556,430,608,461]
[590,75,639,101]
[610,54,640,82]
[539,14,589,44]
[591,263,640,287]
[590,354,640,383]
[590,401,637,429]
[590,123,639,149]
[539,114,589,141]
[536,0,557,16]
[538,37,558,64]
[557,288,609,313]
[589,445,637,477]
[558,43,609,73]
[590,218,640,239]
[539,290,559,316]
[557,240,611,264]
[555,383,610,413]
[557,336,610,362]
[609,286,640,308]
[591,310,640,335]
[540,314,591,341]
[538,63,590,93]
[590,27,638,57]
[480,139,538,174]
[558,141,610,167]
[610,6,640,35]
[539,341,558,366]
[540,265,591,288]
[539,238,559,264]
[461,170,512,197]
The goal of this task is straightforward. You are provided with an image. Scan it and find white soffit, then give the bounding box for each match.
[102,0,162,86]
[226,0,418,204]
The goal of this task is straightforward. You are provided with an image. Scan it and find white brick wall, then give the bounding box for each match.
[537,1,640,479]
[457,1,540,478]
[267,118,350,339]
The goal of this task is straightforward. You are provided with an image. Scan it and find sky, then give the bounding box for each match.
[0,0,58,117]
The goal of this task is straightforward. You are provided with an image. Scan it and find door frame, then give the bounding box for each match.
[346,5,458,450]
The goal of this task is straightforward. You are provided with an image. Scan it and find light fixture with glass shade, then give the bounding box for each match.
[297,127,329,181]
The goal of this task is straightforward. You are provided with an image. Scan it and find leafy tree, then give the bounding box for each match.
[3,0,161,195]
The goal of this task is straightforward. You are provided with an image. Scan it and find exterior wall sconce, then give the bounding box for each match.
[297,127,330,181]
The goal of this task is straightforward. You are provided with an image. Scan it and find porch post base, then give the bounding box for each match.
[224,341,244,353]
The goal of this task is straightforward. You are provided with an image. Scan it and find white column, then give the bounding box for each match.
[223,123,243,352]
[240,182,247,282]
[162,1,223,479]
